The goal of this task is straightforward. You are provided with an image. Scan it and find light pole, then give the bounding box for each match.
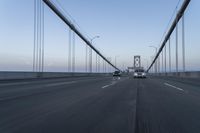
[142,58,149,71]
[176,15,179,74]
[149,46,158,73]
[86,45,88,72]
[107,57,112,73]
[150,56,154,73]
[90,36,100,73]
[115,55,120,70]
[182,13,185,72]
[169,37,171,72]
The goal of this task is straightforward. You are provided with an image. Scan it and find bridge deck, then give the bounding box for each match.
[0,76,200,133]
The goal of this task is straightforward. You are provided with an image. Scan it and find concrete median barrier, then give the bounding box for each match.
[0,71,111,80]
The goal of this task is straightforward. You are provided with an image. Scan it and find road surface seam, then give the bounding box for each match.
[0,82,29,86]
[45,81,77,87]
[0,77,110,87]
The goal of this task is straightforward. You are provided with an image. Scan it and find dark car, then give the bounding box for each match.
[113,71,121,77]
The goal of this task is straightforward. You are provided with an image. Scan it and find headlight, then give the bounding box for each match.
[134,73,138,76]
[142,73,146,76]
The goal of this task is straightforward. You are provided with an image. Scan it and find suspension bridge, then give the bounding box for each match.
[1,0,200,133]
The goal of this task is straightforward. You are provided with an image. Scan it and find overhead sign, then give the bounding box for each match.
[134,56,141,68]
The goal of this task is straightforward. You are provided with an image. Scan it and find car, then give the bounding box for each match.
[133,69,146,78]
[113,71,121,77]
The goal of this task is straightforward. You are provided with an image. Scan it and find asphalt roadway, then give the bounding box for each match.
[0,76,200,133]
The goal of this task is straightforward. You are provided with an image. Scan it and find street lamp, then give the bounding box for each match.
[91,36,100,43]
[89,36,100,73]
[107,57,112,73]
[149,45,158,73]
[142,58,149,71]
[115,55,120,69]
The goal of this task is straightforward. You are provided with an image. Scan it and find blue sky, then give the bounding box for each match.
[0,0,199,72]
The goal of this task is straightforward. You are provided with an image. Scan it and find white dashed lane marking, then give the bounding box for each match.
[164,83,184,91]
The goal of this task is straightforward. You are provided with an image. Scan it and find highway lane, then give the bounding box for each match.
[0,77,114,101]
[135,76,200,133]
[0,76,136,133]
[0,76,200,133]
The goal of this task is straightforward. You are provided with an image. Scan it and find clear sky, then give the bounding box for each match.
[0,0,200,72]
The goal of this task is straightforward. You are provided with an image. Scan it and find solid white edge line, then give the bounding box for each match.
[0,82,29,86]
[164,83,184,91]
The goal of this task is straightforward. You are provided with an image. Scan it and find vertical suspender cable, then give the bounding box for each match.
[165,45,167,73]
[42,0,45,72]
[158,55,159,73]
[102,59,104,73]
[68,29,71,72]
[72,31,75,72]
[98,55,100,72]
[169,37,171,72]
[36,0,39,72]
[162,51,163,73]
[96,53,97,72]
[182,13,185,72]
[33,0,36,72]
[105,62,107,73]
[39,0,42,72]
[86,45,88,72]
[176,18,178,73]
[90,48,92,73]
